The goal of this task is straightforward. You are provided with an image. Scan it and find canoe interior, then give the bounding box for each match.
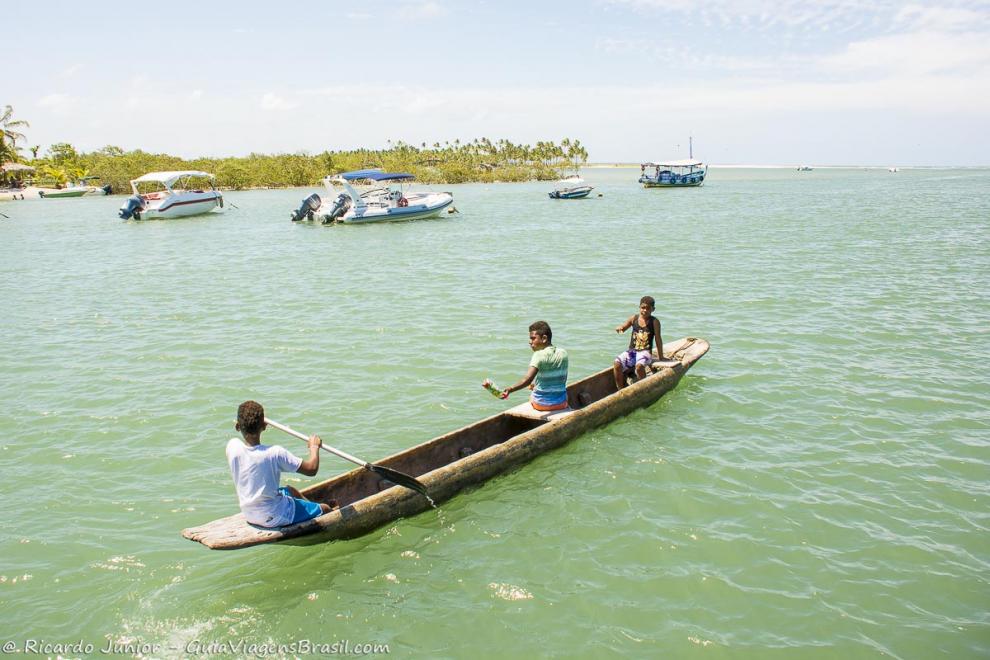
[299,336,699,509]
[303,413,547,509]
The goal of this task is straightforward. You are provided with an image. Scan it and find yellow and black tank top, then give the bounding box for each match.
[628,316,658,352]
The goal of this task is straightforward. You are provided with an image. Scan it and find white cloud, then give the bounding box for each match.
[894,3,990,31]
[260,93,297,111]
[397,1,446,20]
[604,0,893,31]
[37,93,76,116]
[821,29,990,75]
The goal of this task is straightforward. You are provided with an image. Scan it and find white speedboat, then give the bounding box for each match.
[291,170,454,224]
[119,171,223,220]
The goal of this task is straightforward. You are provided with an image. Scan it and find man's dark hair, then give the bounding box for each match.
[237,400,265,435]
[640,295,656,308]
[529,320,552,343]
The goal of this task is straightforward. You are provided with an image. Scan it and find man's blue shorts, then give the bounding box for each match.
[278,487,323,524]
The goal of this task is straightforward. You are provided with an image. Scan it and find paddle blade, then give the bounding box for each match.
[368,464,429,497]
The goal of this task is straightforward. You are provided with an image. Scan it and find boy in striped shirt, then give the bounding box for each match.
[500,321,570,411]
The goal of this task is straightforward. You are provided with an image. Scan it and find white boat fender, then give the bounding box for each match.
[119,194,146,220]
[290,193,321,222]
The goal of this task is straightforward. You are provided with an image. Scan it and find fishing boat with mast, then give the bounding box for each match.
[639,137,707,188]
[181,337,709,549]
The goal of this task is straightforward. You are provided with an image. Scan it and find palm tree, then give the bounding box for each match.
[1,105,29,162]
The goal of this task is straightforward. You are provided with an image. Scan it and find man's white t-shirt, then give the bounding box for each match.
[226,438,302,527]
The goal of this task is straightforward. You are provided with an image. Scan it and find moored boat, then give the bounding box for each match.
[548,185,593,199]
[639,137,707,188]
[291,170,454,224]
[118,171,223,220]
[181,337,709,550]
[639,159,707,187]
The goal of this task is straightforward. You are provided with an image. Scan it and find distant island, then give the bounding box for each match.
[2,105,589,193]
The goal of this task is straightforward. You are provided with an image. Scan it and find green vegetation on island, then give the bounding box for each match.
[2,105,589,192]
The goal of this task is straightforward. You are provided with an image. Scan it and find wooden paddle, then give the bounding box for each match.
[264,418,430,497]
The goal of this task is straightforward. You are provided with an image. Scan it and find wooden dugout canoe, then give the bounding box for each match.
[182,337,709,550]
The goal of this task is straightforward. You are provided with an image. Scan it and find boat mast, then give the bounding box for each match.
[689,136,693,159]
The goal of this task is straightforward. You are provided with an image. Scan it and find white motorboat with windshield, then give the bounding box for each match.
[290,170,454,224]
[118,171,223,220]
[548,173,594,199]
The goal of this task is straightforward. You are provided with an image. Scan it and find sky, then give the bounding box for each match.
[5,0,990,165]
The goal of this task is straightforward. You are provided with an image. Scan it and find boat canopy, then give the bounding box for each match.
[642,159,704,168]
[338,170,415,182]
[131,171,216,185]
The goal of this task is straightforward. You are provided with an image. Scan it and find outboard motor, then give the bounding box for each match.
[290,193,321,222]
[119,195,145,220]
[323,193,351,224]
[101,184,112,195]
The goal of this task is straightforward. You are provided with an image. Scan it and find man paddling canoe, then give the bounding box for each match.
[227,401,337,528]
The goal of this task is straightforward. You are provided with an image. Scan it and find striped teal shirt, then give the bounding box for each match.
[529,345,569,406]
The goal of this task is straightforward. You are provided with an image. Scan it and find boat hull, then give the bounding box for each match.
[640,178,705,188]
[38,188,88,198]
[134,194,222,220]
[549,186,593,199]
[182,337,709,550]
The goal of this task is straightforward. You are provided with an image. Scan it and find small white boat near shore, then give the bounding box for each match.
[118,171,223,220]
[291,170,454,224]
[39,177,112,198]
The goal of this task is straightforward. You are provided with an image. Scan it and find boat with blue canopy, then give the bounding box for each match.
[291,170,454,224]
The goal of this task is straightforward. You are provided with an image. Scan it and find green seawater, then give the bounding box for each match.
[1,167,987,658]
